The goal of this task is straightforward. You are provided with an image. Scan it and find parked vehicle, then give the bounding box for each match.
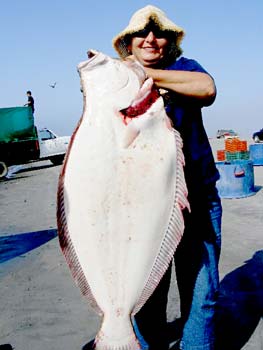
[0,106,70,178]
[37,128,70,165]
[216,129,238,139]
[252,128,263,143]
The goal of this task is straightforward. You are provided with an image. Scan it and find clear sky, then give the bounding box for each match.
[1,0,262,138]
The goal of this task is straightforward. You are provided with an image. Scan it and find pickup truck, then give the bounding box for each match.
[0,106,70,178]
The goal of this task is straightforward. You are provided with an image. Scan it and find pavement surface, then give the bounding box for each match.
[0,139,262,350]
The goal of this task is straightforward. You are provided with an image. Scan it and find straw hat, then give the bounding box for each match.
[112,5,185,59]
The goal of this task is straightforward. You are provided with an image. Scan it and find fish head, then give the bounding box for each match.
[77,50,161,114]
[77,50,144,109]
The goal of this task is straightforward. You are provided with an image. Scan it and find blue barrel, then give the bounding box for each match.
[249,144,263,165]
[216,160,255,198]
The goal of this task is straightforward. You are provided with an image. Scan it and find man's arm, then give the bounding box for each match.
[144,67,216,105]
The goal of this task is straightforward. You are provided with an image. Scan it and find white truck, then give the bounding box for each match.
[0,107,70,178]
[37,127,70,165]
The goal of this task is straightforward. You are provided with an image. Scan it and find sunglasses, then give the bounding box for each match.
[132,26,172,39]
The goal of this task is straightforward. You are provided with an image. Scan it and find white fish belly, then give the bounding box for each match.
[63,116,178,316]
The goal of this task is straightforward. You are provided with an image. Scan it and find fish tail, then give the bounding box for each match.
[95,336,141,350]
[95,339,141,350]
[94,317,141,350]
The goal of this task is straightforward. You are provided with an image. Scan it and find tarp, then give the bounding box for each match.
[0,107,37,143]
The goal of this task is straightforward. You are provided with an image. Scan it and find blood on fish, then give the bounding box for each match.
[120,88,159,124]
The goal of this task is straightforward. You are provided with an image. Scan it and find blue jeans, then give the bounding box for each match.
[176,186,222,350]
[135,185,222,350]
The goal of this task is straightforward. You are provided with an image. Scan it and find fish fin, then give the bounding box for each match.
[122,123,140,148]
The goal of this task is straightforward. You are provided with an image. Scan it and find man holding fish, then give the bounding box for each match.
[112,5,222,350]
[58,5,222,350]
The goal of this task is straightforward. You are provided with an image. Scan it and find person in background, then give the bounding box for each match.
[24,90,35,114]
[112,5,222,350]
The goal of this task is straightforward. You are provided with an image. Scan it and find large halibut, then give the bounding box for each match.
[57,50,189,350]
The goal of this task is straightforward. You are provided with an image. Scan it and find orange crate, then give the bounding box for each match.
[225,138,239,152]
[237,140,247,152]
[217,150,225,161]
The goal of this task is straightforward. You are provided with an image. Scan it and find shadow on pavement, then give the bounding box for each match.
[14,163,55,174]
[254,185,262,193]
[0,162,56,182]
[0,229,57,264]
[169,251,263,349]
[215,250,263,349]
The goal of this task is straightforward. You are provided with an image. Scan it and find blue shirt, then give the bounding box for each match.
[164,57,219,195]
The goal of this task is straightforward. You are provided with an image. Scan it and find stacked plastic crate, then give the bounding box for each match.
[216,138,249,162]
